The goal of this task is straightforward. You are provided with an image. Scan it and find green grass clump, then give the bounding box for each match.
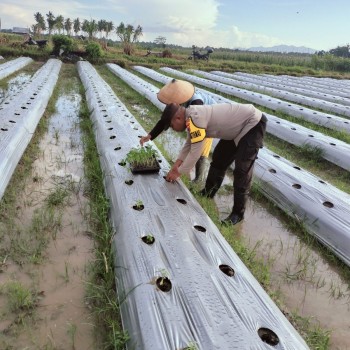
[1,281,37,312]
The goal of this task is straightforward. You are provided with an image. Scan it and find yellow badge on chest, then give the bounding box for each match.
[186,118,206,143]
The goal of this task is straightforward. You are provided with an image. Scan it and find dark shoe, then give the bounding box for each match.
[222,213,244,225]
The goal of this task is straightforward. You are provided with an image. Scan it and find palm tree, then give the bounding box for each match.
[64,18,72,36]
[116,22,143,55]
[46,11,56,36]
[97,19,107,39]
[104,21,114,48]
[105,21,114,39]
[34,12,46,37]
[55,15,64,34]
[82,19,98,40]
[73,18,81,37]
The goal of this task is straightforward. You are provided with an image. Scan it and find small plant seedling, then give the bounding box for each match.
[184,341,198,350]
[126,145,160,173]
[133,199,144,211]
[67,321,77,348]
[158,268,169,286]
[135,200,143,209]
[144,234,154,244]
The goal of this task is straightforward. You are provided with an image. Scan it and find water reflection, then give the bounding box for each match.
[0,73,32,105]
[156,127,350,348]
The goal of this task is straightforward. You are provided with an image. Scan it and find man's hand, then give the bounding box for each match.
[166,168,181,182]
[140,134,151,146]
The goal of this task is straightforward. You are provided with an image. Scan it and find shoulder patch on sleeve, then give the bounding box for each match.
[186,117,206,143]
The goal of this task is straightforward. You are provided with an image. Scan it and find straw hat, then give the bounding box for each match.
[157,79,195,104]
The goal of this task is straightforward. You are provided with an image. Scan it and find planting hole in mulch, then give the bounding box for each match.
[269,168,276,174]
[194,225,206,232]
[133,202,144,211]
[177,198,187,205]
[107,127,113,130]
[319,180,326,184]
[118,161,126,166]
[330,143,336,146]
[141,235,155,245]
[258,328,279,346]
[219,264,235,277]
[323,201,334,208]
[273,155,280,158]
[114,146,121,151]
[110,135,116,139]
[156,277,172,292]
[292,184,301,189]
[125,180,133,185]
[293,166,301,170]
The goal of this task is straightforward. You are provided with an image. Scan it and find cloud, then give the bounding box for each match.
[143,25,282,49]
[0,0,282,49]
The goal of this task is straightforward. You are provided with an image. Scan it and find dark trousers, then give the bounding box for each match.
[211,115,267,195]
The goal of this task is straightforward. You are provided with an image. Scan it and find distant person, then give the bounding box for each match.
[161,102,267,225]
[140,79,216,183]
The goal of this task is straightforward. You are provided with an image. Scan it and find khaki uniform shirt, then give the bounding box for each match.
[178,103,262,175]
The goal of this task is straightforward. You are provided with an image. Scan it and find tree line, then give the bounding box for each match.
[32,11,143,54]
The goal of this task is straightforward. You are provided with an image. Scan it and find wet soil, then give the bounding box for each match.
[217,195,350,350]
[0,89,95,349]
[160,129,350,350]
[1,66,350,349]
[0,72,32,104]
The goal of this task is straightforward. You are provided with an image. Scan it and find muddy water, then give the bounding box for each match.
[0,93,95,349]
[159,130,350,349]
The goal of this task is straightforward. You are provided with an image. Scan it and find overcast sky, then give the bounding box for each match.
[0,0,349,51]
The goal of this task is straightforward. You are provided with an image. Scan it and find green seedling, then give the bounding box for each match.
[2,280,37,312]
[158,268,169,286]
[126,145,158,167]
[67,321,77,349]
[53,128,60,144]
[184,341,198,350]
[144,234,154,244]
[135,200,144,209]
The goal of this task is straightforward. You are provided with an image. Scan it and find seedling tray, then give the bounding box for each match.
[129,157,161,174]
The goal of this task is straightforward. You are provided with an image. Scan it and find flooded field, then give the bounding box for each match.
[159,116,350,350]
[1,62,349,349]
[0,73,95,349]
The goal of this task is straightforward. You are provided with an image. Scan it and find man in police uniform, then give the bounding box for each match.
[163,102,267,225]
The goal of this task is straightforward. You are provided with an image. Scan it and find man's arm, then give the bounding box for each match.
[140,119,164,146]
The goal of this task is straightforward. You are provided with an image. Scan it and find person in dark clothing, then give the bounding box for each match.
[140,79,216,183]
